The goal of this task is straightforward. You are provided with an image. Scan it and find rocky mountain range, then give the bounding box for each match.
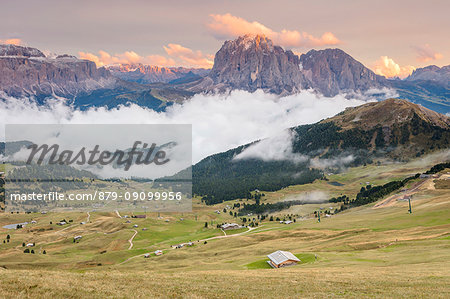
[181,34,447,113]
[107,64,210,84]
[0,36,449,113]
[0,44,115,98]
[392,65,450,112]
[205,34,309,94]
[405,65,450,86]
[184,34,386,96]
[0,44,45,57]
[0,44,194,110]
[299,48,386,96]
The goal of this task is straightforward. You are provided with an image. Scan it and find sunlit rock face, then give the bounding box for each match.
[203,34,386,96]
[208,34,310,94]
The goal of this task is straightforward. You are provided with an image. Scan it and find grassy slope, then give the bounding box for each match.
[0,152,449,298]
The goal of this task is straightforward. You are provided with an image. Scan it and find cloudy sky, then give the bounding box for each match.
[1,0,448,78]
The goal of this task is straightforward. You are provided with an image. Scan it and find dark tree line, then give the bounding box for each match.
[329,195,350,203]
[352,176,415,206]
[237,200,322,215]
[331,161,449,210]
[425,162,450,175]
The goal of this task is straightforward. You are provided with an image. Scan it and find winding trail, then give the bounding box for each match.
[36,211,123,251]
[54,211,91,236]
[128,229,138,250]
[115,210,122,219]
[199,225,260,242]
[54,223,78,235]
[117,225,264,265]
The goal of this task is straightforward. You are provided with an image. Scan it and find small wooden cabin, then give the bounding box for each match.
[267,250,300,268]
[221,223,240,230]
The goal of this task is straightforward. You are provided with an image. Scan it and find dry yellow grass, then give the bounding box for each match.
[0,265,448,298]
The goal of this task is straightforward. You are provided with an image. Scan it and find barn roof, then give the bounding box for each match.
[221,223,240,228]
[267,250,300,265]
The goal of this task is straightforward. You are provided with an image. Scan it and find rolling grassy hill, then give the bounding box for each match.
[0,151,448,297]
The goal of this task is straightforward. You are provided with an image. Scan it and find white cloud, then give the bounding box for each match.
[309,155,355,169]
[0,90,375,164]
[283,191,329,204]
[362,87,399,99]
[234,129,308,163]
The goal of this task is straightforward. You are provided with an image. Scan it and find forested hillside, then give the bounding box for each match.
[193,99,450,204]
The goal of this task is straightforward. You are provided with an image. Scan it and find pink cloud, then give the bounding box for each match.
[207,13,340,48]
[372,56,415,79]
[413,44,443,62]
[78,50,176,67]
[163,44,213,68]
[78,43,213,68]
[0,38,23,46]
[207,14,273,40]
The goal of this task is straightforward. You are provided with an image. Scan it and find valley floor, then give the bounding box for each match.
[0,153,449,298]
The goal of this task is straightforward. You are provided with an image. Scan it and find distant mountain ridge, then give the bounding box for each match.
[405,65,450,86]
[0,44,46,57]
[107,64,210,84]
[299,48,386,97]
[183,34,448,113]
[1,39,449,114]
[0,44,193,110]
[0,44,115,98]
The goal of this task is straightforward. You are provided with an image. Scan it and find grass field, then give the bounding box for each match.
[1,265,448,298]
[0,152,449,298]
